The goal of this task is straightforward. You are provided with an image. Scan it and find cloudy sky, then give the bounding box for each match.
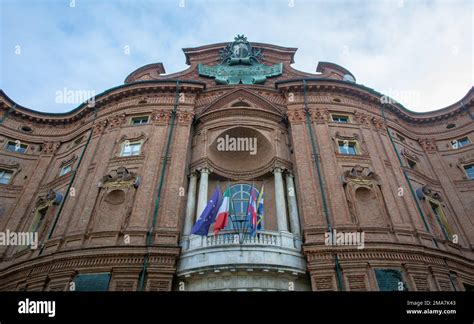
[1,0,472,113]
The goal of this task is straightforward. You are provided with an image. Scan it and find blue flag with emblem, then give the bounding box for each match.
[191,187,222,236]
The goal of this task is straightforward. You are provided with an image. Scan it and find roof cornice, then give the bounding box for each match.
[275,78,473,123]
[0,80,206,124]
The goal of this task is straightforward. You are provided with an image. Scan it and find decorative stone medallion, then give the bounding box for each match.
[198,35,282,85]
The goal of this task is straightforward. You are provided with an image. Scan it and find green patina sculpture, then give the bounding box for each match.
[198,35,282,85]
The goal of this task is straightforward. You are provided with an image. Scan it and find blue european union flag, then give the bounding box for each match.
[191,187,222,236]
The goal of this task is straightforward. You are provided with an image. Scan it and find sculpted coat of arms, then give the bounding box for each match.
[198,35,282,85]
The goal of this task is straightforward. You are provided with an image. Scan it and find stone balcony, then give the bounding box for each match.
[177,230,307,276]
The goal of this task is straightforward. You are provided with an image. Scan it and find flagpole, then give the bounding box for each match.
[243,180,254,242]
[257,180,265,237]
[213,180,220,237]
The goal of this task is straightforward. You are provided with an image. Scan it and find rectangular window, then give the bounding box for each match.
[406,158,417,170]
[120,142,141,157]
[338,141,357,155]
[59,165,72,176]
[0,169,13,184]
[6,141,28,153]
[130,116,149,125]
[332,115,349,123]
[463,164,474,179]
[73,273,111,291]
[374,269,407,291]
[451,137,470,149]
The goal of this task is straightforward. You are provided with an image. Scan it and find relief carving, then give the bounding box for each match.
[151,109,172,124]
[176,110,195,125]
[41,142,60,155]
[36,189,63,208]
[309,108,329,124]
[92,119,108,135]
[353,111,372,127]
[418,138,437,152]
[286,109,305,123]
[98,166,140,189]
[108,113,127,129]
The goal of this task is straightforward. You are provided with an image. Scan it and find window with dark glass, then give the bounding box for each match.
[332,115,349,123]
[73,273,111,291]
[224,184,261,232]
[406,158,417,170]
[131,116,149,125]
[374,269,407,291]
[6,141,28,153]
[0,169,13,184]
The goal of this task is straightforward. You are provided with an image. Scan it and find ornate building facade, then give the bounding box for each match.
[0,36,473,291]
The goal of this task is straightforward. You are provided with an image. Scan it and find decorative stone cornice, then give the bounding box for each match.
[118,132,146,143]
[60,154,78,167]
[0,247,181,283]
[334,131,360,141]
[400,148,419,162]
[198,88,284,120]
[191,157,291,180]
[0,82,205,125]
[303,246,473,270]
[0,161,21,172]
[276,80,473,125]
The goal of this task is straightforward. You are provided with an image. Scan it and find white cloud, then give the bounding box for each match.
[0,0,471,113]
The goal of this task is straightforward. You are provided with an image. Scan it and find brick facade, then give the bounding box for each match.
[0,38,472,291]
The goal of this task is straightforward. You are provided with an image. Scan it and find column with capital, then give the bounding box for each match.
[273,167,289,232]
[196,168,210,220]
[183,172,198,235]
[286,171,301,236]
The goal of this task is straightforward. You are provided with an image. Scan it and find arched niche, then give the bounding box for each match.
[207,126,274,177]
[342,165,388,227]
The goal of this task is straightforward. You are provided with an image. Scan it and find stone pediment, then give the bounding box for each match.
[199,88,284,118]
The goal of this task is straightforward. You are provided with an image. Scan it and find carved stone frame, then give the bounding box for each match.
[0,162,21,184]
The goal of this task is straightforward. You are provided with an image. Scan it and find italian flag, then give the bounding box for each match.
[214,186,230,235]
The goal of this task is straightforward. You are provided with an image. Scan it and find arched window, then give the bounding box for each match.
[224,184,261,231]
